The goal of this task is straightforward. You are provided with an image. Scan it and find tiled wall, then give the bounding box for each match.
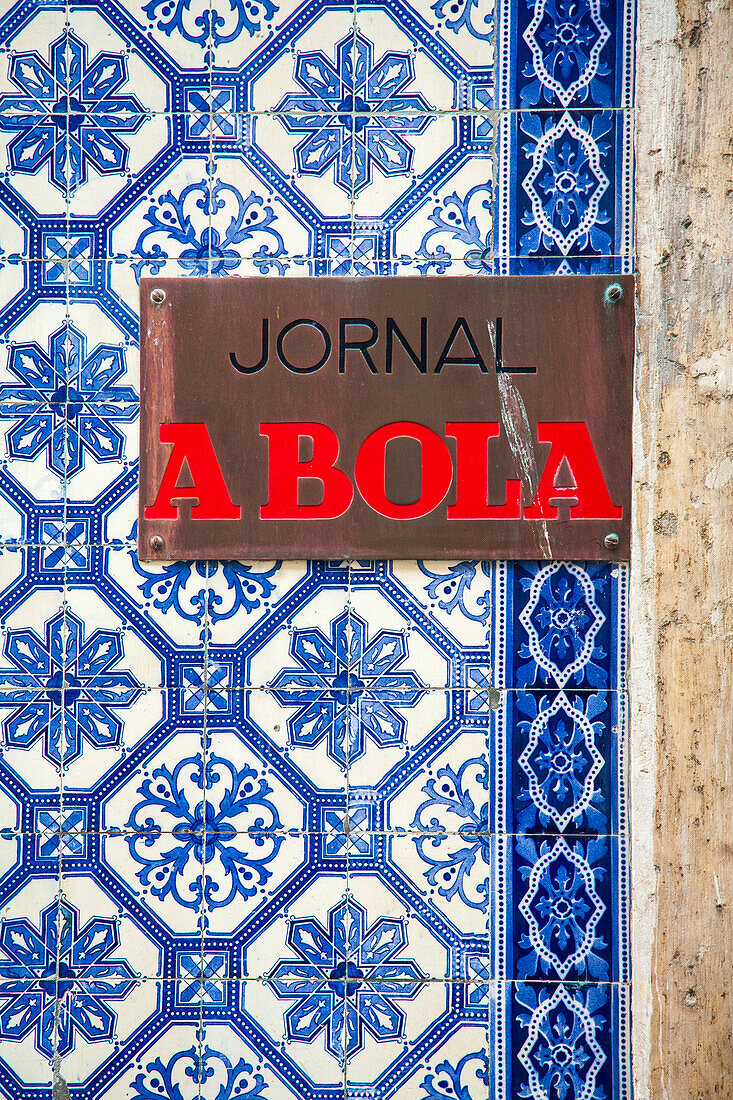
[0,0,633,1096]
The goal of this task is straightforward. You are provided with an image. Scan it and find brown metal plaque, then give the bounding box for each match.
[139,275,633,561]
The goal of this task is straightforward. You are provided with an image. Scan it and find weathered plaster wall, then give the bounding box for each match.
[634,0,733,1093]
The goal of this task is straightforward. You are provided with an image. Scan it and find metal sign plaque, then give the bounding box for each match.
[139,275,633,561]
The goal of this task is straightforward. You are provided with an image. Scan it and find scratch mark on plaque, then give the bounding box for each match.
[488,321,551,557]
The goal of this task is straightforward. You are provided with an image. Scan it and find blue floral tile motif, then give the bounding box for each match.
[128,552,280,628]
[520,0,611,105]
[510,690,619,834]
[418,1048,491,1099]
[432,0,495,41]
[0,31,145,195]
[0,322,137,479]
[517,692,604,829]
[275,31,434,196]
[512,0,634,109]
[408,179,495,275]
[511,834,625,982]
[129,1043,269,1099]
[506,562,621,690]
[0,607,142,767]
[495,105,633,273]
[512,983,626,1100]
[130,178,290,280]
[518,111,615,259]
[123,750,285,912]
[144,0,278,49]
[270,609,426,767]
[416,561,493,626]
[268,896,425,1063]
[409,756,490,911]
[0,897,137,1058]
[346,1027,492,1097]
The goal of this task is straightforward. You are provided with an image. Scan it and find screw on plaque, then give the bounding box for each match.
[603,283,623,305]
[604,533,620,549]
[149,535,164,552]
[150,288,166,305]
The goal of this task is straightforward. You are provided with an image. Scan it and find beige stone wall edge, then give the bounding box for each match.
[633,0,733,1095]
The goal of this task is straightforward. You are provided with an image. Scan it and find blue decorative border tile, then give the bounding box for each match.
[507,832,628,982]
[507,688,624,835]
[509,981,631,1100]
[506,0,635,110]
[499,109,631,267]
[503,561,626,691]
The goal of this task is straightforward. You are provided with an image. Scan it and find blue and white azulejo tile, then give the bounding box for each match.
[0,0,634,1095]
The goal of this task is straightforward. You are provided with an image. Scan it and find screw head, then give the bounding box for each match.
[150,288,166,305]
[149,535,164,552]
[603,282,623,305]
[604,532,620,549]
